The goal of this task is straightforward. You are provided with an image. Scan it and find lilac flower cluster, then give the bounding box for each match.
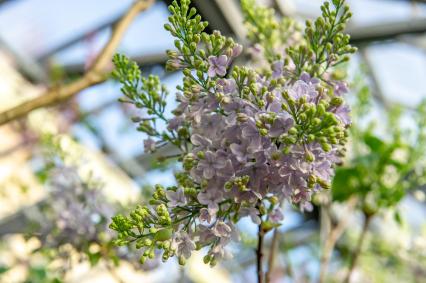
[28,166,113,250]
[27,164,157,269]
[179,71,350,215]
[111,0,354,268]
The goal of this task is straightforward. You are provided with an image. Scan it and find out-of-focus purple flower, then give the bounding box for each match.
[334,81,349,96]
[217,78,237,94]
[232,44,243,57]
[334,104,351,125]
[144,138,156,153]
[212,221,232,238]
[269,208,284,223]
[197,151,226,179]
[300,72,320,86]
[288,80,317,100]
[240,207,261,224]
[272,61,284,78]
[300,201,314,212]
[208,55,228,77]
[173,231,196,259]
[269,116,293,137]
[199,208,214,224]
[166,188,187,207]
[197,189,223,213]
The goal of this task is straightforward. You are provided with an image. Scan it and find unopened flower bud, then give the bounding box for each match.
[237,113,249,122]
[178,255,186,266]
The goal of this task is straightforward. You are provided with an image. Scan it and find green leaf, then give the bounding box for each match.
[332,167,360,201]
[393,210,403,226]
[0,266,9,274]
[363,134,385,153]
[88,251,102,266]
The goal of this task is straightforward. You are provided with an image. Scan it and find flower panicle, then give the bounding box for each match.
[110,0,355,267]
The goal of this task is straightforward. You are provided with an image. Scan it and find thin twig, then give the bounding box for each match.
[0,0,155,126]
[319,197,358,283]
[343,214,372,283]
[257,223,265,283]
[265,229,280,283]
[105,263,126,283]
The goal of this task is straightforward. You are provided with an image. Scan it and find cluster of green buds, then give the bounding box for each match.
[225,175,251,192]
[113,55,173,139]
[165,0,242,93]
[241,0,300,62]
[182,153,197,171]
[231,66,265,105]
[243,0,356,79]
[110,201,175,264]
[279,91,348,153]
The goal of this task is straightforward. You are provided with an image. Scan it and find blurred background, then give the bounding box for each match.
[0,0,425,282]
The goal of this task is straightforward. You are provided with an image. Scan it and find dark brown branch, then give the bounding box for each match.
[257,223,265,283]
[0,0,155,126]
[343,214,372,283]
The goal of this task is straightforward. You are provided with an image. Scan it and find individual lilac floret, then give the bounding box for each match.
[166,187,187,207]
[208,55,228,77]
[144,138,156,153]
[172,231,196,259]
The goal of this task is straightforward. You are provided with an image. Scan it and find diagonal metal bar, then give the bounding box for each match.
[348,18,426,45]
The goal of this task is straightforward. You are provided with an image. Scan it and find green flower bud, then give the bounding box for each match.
[203,255,211,264]
[288,127,298,135]
[321,142,332,152]
[209,257,217,267]
[269,196,279,205]
[313,118,322,126]
[237,113,249,122]
[259,128,268,136]
[330,96,343,106]
[197,151,205,159]
[154,228,173,242]
[178,255,186,266]
[317,178,331,189]
[305,150,315,162]
[224,181,233,190]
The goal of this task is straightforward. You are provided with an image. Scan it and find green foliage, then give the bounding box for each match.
[22,266,63,283]
[332,87,426,215]
[0,266,9,275]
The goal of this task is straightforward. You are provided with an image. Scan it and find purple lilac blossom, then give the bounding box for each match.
[208,55,228,77]
[129,31,352,263]
[163,59,351,259]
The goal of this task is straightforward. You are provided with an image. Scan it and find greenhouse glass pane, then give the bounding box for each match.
[53,1,173,66]
[0,0,133,58]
